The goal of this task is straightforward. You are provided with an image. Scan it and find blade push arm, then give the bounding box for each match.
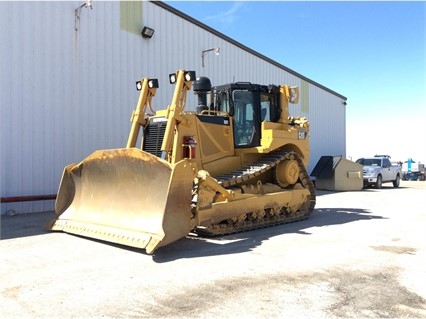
[126,78,158,148]
[161,70,196,159]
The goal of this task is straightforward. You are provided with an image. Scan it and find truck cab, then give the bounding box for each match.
[356,155,401,188]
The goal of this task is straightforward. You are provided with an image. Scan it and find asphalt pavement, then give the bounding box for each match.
[1,181,425,318]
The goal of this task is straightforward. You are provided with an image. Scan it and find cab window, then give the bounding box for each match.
[260,93,280,122]
[217,91,230,113]
[232,90,259,147]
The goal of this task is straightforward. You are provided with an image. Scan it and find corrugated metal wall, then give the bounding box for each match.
[0,1,346,214]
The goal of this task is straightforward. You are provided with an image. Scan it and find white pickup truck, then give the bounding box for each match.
[355,155,401,189]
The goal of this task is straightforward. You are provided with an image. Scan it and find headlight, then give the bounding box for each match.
[184,71,196,82]
[169,73,176,84]
[148,79,159,89]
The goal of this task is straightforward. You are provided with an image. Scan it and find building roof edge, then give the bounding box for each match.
[152,1,347,101]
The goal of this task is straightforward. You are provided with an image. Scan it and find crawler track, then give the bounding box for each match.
[194,150,316,237]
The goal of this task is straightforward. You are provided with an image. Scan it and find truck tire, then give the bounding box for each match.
[375,175,382,189]
[393,174,400,188]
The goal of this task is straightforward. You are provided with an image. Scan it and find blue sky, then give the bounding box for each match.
[165,1,426,163]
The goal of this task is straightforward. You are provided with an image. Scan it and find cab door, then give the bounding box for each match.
[382,158,393,181]
[232,90,260,147]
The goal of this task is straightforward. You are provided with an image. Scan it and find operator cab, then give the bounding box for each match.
[212,82,281,148]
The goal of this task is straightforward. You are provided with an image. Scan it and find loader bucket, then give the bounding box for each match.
[47,148,195,254]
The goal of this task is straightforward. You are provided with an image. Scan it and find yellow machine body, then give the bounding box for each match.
[48,70,315,254]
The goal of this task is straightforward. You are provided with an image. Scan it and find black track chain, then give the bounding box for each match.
[194,150,316,237]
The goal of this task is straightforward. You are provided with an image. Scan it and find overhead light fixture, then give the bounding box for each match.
[75,0,93,31]
[201,47,220,67]
[141,26,155,39]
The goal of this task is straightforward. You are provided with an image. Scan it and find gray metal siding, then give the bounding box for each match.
[1,1,345,214]
[308,87,347,173]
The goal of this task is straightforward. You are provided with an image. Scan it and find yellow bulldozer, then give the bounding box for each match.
[48,69,316,254]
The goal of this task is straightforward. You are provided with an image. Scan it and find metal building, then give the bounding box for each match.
[0,1,347,214]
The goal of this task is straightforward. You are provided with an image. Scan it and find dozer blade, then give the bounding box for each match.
[47,148,194,254]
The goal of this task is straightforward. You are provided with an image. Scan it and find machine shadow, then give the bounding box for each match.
[0,211,54,240]
[152,207,385,263]
[0,206,384,260]
[0,190,329,240]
